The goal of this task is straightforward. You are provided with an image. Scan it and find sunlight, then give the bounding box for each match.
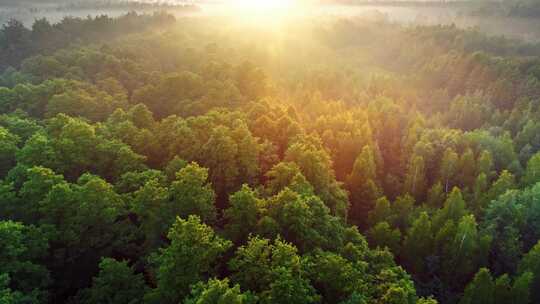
[229,0,299,18]
[231,0,294,12]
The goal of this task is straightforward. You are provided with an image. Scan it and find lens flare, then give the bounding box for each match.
[229,0,300,18]
[231,0,294,12]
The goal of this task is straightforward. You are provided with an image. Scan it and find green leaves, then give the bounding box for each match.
[367,221,402,255]
[18,114,146,181]
[0,221,50,303]
[303,250,366,302]
[184,278,256,304]
[39,174,135,295]
[0,127,19,178]
[523,152,540,186]
[404,155,427,202]
[460,269,494,304]
[518,241,540,303]
[284,138,348,219]
[170,162,217,224]
[224,185,264,244]
[346,145,382,227]
[460,268,532,304]
[4,11,540,304]
[77,258,147,304]
[229,237,319,304]
[149,216,232,304]
[402,213,433,275]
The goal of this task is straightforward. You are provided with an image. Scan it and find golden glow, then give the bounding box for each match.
[231,0,294,11]
[229,0,299,17]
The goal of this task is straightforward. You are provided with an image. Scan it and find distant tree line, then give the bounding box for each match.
[0,11,174,72]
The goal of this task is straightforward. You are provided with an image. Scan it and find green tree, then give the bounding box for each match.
[199,126,239,197]
[367,221,401,255]
[115,169,166,194]
[285,138,348,218]
[261,188,344,252]
[0,274,17,304]
[224,185,264,244]
[11,166,64,223]
[184,278,256,304]
[434,187,467,227]
[265,162,304,195]
[518,240,540,303]
[493,274,512,304]
[402,212,433,275]
[18,114,145,181]
[392,195,415,231]
[439,148,459,193]
[0,221,50,304]
[482,190,524,274]
[170,162,217,224]
[303,251,365,302]
[132,72,204,118]
[368,197,393,227]
[472,173,489,215]
[459,268,494,304]
[39,174,135,296]
[265,268,320,304]
[444,215,490,287]
[339,292,368,304]
[46,89,125,122]
[229,237,319,304]
[235,61,269,101]
[403,155,427,201]
[373,267,417,304]
[458,148,476,190]
[148,216,232,304]
[346,145,382,227]
[426,182,445,209]
[128,103,155,130]
[231,121,261,187]
[462,264,531,304]
[164,156,188,182]
[417,298,438,304]
[486,170,516,203]
[511,271,533,304]
[130,178,171,255]
[0,19,32,71]
[523,152,540,186]
[0,111,42,143]
[77,258,147,304]
[0,127,19,177]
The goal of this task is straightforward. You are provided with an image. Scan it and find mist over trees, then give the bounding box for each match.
[1,3,540,304]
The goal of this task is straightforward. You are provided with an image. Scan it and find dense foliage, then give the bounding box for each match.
[1,10,540,304]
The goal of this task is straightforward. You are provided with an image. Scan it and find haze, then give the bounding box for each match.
[2,0,540,41]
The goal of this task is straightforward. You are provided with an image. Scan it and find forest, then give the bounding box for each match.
[2,2,540,304]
